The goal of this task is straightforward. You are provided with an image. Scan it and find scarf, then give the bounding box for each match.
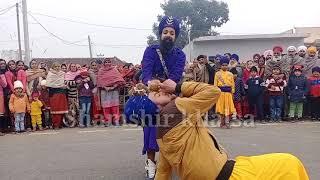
[26,68,46,81]
[97,66,125,88]
[65,70,80,81]
[196,64,210,83]
[46,69,66,88]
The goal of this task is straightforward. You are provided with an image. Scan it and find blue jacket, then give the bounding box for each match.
[247,76,264,97]
[288,74,308,102]
[141,45,186,84]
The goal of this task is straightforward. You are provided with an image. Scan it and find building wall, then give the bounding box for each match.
[183,37,305,62]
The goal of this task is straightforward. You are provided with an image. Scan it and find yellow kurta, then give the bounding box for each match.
[214,70,236,116]
[155,82,309,180]
[155,82,227,180]
[230,153,309,180]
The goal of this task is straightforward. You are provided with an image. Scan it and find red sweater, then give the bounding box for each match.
[308,76,320,97]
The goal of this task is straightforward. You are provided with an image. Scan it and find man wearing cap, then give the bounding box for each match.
[285,46,300,67]
[195,55,215,84]
[303,46,320,77]
[266,46,292,79]
[142,16,186,85]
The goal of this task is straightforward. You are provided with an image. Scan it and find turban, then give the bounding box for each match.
[287,46,297,52]
[273,46,283,53]
[230,54,239,61]
[124,95,159,125]
[312,66,320,73]
[297,46,307,52]
[292,65,303,72]
[220,55,230,65]
[307,46,317,54]
[158,16,181,38]
[264,50,273,57]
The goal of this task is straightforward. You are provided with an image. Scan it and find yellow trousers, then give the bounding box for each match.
[31,115,42,127]
[230,153,309,180]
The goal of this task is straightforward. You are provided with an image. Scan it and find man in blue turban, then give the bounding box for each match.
[142,16,186,85]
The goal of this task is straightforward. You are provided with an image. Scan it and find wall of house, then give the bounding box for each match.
[183,37,305,62]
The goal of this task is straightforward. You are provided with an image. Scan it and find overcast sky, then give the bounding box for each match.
[0,0,319,64]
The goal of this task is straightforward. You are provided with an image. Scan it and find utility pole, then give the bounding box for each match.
[16,3,23,61]
[188,25,192,62]
[88,35,93,58]
[22,0,31,64]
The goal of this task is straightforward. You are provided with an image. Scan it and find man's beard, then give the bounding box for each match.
[299,53,305,58]
[160,37,175,54]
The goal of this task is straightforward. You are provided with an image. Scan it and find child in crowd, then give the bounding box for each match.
[266,66,287,122]
[75,69,94,128]
[246,66,265,123]
[308,66,320,121]
[230,68,245,120]
[30,91,43,131]
[288,65,308,122]
[39,80,52,129]
[9,80,30,133]
[214,56,236,128]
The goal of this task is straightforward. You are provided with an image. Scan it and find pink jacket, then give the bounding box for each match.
[17,69,27,92]
[0,74,7,114]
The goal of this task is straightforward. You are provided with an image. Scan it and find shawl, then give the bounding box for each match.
[303,57,320,77]
[46,69,66,88]
[96,66,125,88]
[65,70,80,81]
[26,68,46,95]
[26,69,46,82]
[196,64,210,83]
[89,68,99,86]
[265,59,284,78]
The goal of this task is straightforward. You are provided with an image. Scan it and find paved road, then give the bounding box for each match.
[0,122,319,180]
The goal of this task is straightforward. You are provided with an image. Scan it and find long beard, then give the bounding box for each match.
[160,37,175,54]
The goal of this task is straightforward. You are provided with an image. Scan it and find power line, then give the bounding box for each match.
[29,11,152,31]
[0,4,15,15]
[27,12,88,47]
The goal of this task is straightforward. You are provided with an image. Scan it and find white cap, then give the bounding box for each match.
[287,46,297,52]
[297,46,307,52]
[13,80,23,89]
[40,79,47,86]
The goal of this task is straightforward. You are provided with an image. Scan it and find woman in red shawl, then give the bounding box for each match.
[97,58,124,126]
[46,62,68,129]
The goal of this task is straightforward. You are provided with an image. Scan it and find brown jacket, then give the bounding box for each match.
[155,82,228,180]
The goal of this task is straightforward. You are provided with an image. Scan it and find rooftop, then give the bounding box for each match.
[193,33,308,42]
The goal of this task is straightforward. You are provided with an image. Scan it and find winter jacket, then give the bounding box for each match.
[246,76,264,97]
[265,73,287,96]
[288,74,308,102]
[308,76,320,97]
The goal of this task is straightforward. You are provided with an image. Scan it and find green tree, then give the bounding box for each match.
[147,0,229,48]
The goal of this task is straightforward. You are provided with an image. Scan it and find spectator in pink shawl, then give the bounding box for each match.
[16,60,27,93]
[97,58,125,126]
[5,60,16,94]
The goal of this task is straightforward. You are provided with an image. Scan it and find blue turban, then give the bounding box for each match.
[220,55,230,65]
[230,54,239,61]
[124,95,159,126]
[158,16,181,38]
